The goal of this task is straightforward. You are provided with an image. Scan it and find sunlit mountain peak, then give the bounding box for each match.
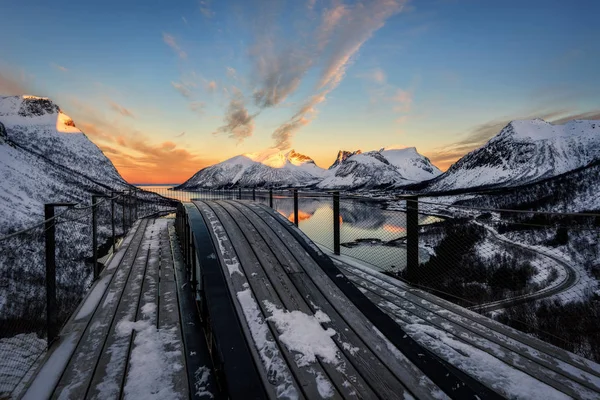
[243,148,316,168]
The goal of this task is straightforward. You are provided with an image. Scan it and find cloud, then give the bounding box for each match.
[361,68,386,84]
[199,0,214,18]
[65,97,216,183]
[226,67,237,79]
[182,16,188,25]
[175,132,186,138]
[391,88,412,113]
[51,63,68,72]
[266,0,406,148]
[206,81,217,93]
[214,91,255,143]
[108,101,135,118]
[171,81,192,98]
[163,33,187,59]
[189,101,205,115]
[426,108,600,171]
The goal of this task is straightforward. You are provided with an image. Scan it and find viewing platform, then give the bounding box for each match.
[19,201,600,399]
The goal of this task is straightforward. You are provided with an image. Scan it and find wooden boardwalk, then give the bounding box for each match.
[21,200,600,399]
[22,217,212,400]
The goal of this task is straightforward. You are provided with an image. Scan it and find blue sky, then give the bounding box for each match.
[1,0,599,183]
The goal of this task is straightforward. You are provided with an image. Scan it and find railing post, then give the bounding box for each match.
[293,189,299,227]
[406,196,419,275]
[128,189,133,225]
[92,195,99,281]
[269,188,273,208]
[252,186,256,201]
[44,204,57,348]
[134,189,138,220]
[333,192,340,255]
[238,187,242,200]
[121,191,126,234]
[111,192,116,253]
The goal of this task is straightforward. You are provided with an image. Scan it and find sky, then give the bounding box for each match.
[1,0,599,183]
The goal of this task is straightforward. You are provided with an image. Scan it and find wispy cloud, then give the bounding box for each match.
[360,68,386,84]
[206,81,217,93]
[171,81,193,98]
[267,0,407,148]
[66,97,215,183]
[182,16,188,25]
[108,101,135,118]
[189,101,206,116]
[51,63,68,72]
[163,33,187,59]
[214,90,255,143]
[175,131,186,138]
[199,0,214,18]
[226,66,237,79]
[391,88,412,113]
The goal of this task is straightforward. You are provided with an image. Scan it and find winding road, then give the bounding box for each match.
[470,223,580,312]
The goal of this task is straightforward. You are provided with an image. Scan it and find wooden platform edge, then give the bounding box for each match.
[183,203,267,400]
[169,224,219,400]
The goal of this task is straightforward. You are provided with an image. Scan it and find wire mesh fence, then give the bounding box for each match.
[0,188,176,398]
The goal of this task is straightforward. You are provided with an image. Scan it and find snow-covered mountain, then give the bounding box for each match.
[0,95,131,231]
[317,147,442,189]
[178,147,441,190]
[424,119,600,192]
[175,148,326,189]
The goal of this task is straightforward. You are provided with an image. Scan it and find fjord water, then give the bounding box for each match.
[138,185,433,272]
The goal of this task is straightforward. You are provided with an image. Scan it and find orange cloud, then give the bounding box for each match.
[163,33,187,59]
[66,98,217,184]
[286,210,313,223]
[108,101,135,118]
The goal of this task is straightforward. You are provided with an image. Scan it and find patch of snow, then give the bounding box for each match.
[315,371,334,398]
[75,274,111,320]
[194,366,213,398]
[263,301,339,367]
[22,332,78,400]
[236,289,298,399]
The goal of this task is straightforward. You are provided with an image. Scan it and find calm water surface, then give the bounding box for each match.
[138,185,437,272]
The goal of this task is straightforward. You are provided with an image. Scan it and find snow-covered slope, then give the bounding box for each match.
[176,148,326,189]
[0,95,130,231]
[426,119,600,192]
[0,95,125,185]
[318,147,441,189]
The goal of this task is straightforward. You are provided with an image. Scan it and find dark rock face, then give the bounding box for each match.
[0,121,6,140]
[18,98,60,117]
[329,150,362,169]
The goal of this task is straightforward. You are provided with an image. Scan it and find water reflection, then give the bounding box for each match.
[138,185,437,273]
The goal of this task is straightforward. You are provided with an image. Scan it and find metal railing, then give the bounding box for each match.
[158,185,600,363]
[0,188,177,398]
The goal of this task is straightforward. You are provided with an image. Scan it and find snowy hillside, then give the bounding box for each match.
[175,148,326,189]
[425,119,600,192]
[0,96,131,232]
[318,147,441,189]
[0,96,125,185]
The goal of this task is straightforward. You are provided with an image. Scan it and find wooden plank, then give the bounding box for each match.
[156,221,189,399]
[337,259,600,394]
[335,256,600,379]
[246,202,500,400]
[341,265,600,399]
[193,201,304,400]
[222,201,402,399]
[185,203,267,400]
[169,224,218,400]
[209,201,348,400]
[51,219,149,399]
[85,220,159,399]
